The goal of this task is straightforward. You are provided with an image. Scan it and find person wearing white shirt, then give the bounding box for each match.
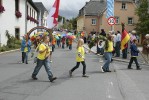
[115,31,121,57]
[97,41,104,55]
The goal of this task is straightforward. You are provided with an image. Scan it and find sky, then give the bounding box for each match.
[33,0,90,19]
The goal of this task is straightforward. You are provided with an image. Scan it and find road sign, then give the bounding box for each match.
[107,17,116,25]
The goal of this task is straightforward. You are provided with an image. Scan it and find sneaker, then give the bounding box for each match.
[50,77,57,82]
[69,70,72,77]
[50,60,52,63]
[137,68,142,70]
[101,66,105,72]
[106,70,111,72]
[32,76,38,80]
[128,67,133,69]
[82,75,89,77]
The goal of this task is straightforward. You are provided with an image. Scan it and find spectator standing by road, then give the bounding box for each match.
[142,34,149,64]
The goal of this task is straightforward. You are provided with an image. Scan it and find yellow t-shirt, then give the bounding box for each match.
[76,46,85,62]
[37,43,50,60]
[105,41,113,52]
[24,47,28,52]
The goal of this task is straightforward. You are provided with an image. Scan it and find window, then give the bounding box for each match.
[30,8,31,17]
[115,16,120,24]
[128,17,133,25]
[15,0,19,11]
[34,11,35,19]
[122,3,126,9]
[27,5,28,15]
[92,19,96,25]
[15,28,20,40]
[32,9,33,18]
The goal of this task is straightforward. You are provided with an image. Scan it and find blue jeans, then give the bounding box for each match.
[103,52,112,71]
[32,58,53,80]
[24,52,28,63]
[69,44,72,50]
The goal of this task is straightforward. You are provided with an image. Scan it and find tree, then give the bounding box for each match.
[135,0,149,35]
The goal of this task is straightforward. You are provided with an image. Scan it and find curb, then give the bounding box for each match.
[0,49,20,55]
[83,44,149,66]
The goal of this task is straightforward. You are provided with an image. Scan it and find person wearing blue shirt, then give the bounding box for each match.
[21,36,31,64]
[128,39,141,70]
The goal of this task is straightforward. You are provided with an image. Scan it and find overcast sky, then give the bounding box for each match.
[33,0,90,19]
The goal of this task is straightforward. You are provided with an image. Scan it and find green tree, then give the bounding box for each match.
[135,0,149,35]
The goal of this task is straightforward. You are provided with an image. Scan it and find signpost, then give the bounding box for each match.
[107,17,116,31]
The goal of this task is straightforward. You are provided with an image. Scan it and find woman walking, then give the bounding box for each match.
[101,34,114,72]
[69,39,88,77]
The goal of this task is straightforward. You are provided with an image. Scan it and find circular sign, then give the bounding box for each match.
[107,17,116,25]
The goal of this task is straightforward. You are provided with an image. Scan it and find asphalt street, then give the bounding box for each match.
[0,42,149,100]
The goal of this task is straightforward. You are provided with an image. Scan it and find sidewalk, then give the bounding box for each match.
[83,44,148,65]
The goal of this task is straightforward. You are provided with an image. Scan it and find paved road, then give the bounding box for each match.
[0,42,148,100]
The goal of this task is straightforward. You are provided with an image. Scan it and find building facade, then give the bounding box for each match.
[0,0,38,46]
[34,2,48,27]
[77,0,139,35]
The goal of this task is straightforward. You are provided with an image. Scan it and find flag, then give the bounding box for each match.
[47,0,60,29]
[106,0,114,18]
[121,23,130,50]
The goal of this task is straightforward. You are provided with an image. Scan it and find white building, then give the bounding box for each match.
[0,0,39,46]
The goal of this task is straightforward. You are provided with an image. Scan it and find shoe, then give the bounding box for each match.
[32,76,38,80]
[50,60,52,63]
[69,70,72,77]
[106,70,111,72]
[128,67,133,69]
[82,75,89,77]
[50,77,57,82]
[137,68,142,70]
[101,66,105,72]
[26,62,28,64]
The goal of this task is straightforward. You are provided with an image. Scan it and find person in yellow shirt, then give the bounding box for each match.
[52,35,56,52]
[32,36,57,82]
[101,34,114,72]
[69,38,73,50]
[69,39,88,77]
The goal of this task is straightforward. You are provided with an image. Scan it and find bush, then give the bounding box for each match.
[0,30,21,52]
[0,45,9,52]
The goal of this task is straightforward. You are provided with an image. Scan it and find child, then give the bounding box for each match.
[97,40,104,55]
[69,39,88,77]
[128,39,141,70]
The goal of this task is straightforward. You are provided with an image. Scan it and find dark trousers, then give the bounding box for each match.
[69,44,72,50]
[71,61,86,75]
[62,43,65,49]
[122,48,128,59]
[115,41,121,57]
[22,52,25,63]
[128,57,140,68]
[52,45,55,52]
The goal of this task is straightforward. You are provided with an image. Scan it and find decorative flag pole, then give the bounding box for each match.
[121,23,130,50]
[106,0,115,31]
[47,0,60,29]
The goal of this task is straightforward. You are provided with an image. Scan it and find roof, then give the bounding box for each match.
[27,0,39,12]
[79,0,106,16]
[34,2,48,19]
[115,0,134,2]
